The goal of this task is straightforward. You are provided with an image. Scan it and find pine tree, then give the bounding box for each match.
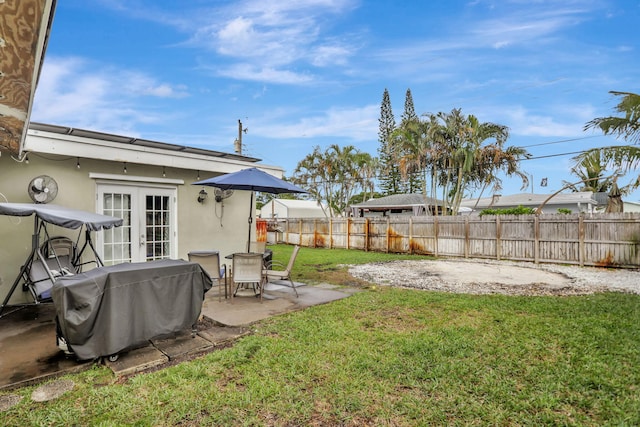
[378,88,402,195]
[400,88,418,126]
[400,88,423,193]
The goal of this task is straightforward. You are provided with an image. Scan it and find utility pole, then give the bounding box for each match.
[234,119,248,155]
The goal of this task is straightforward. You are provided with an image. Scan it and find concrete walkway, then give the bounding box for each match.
[0,280,354,392]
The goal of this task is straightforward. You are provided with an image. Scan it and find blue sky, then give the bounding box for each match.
[32,0,640,200]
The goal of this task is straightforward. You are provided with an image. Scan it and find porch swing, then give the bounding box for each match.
[0,203,123,317]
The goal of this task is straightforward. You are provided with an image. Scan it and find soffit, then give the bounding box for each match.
[0,0,56,155]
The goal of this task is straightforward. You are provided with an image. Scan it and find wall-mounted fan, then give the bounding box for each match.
[28,175,58,204]
[214,187,234,202]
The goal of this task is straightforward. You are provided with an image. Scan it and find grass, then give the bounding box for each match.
[2,245,639,426]
[271,244,431,287]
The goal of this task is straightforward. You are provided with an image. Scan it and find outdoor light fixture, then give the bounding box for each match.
[197,188,208,204]
[123,163,127,174]
[162,166,166,178]
[76,158,81,169]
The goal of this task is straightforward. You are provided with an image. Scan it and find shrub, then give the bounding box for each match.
[479,205,536,216]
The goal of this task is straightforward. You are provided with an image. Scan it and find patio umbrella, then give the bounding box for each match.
[193,168,307,252]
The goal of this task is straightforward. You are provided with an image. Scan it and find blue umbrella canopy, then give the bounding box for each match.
[193,167,306,194]
[193,168,307,251]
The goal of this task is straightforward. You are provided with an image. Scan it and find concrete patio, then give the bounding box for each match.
[0,280,355,391]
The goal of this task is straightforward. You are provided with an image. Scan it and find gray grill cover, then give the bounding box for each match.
[51,259,212,360]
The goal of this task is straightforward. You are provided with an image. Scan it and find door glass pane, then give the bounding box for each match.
[145,195,171,261]
[102,192,132,265]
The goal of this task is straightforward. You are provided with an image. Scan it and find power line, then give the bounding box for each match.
[518,135,601,148]
[522,144,632,162]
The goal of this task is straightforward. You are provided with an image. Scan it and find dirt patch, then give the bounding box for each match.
[349,259,640,296]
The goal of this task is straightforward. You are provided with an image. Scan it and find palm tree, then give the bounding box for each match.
[353,153,379,203]
[390,114,445,212]
[563,150,615,193]
[585,91,640,143]
[294,146,335,216]
[393,108,528,215]
[327,144,360,215]
[294,145,378,217]
[583,91,640,193]
[452,117,529,212]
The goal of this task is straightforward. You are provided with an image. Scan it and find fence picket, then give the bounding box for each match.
[274,213,640,268]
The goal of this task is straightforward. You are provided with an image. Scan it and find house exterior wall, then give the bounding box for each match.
[261,200,286,218]
[623,201,640,212]
[0,152,254,305]
[461,193,597,215]
[261,200,326,218]
[477,202,593,215]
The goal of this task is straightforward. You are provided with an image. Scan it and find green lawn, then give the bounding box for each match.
[2,245,639,426]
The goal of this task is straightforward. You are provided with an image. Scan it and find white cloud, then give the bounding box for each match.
[311,44,353,67]
[185,0,359,83]
[256,104,378,141]
[119,72,189,98]
[215,63,314,84]
[31,56,187,132]
[501,105,592,137]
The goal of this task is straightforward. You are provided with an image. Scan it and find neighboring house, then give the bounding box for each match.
[350,193,449,217]
[0,122,285,306]
[460,192,598,214]
[592,191,610,210]
[260,199,327,219]
[593,191,639,213]
[623,201,640,212]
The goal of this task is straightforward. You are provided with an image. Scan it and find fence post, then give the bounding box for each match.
[299,219,303,246]
[346,217,350,250]
[386,217,390,253]
[434,216,439,258]
[409,217,413,255]
[495,216,501,261]
[313,219,317,247]
[329,218,333,249]
[534,215,539,264]
[285,219,289,244]
[579,214,585,267]
[464,216,470,258]
[365,218,370,252]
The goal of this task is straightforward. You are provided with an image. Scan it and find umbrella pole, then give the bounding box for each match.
[247,192,254,252]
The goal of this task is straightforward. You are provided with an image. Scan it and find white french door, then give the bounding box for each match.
[97,184,177,265]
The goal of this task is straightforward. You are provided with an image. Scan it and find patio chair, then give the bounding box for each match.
[249,241,267,254]
[232,253,265,302]
[188,251,227,301]
[264,245,300,297]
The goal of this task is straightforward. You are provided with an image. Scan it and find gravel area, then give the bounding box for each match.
[348,258,640,296]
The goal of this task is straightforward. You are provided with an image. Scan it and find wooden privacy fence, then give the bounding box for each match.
[273,213,640,268]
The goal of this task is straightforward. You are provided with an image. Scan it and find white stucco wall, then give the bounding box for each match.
[0,151,260,306]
